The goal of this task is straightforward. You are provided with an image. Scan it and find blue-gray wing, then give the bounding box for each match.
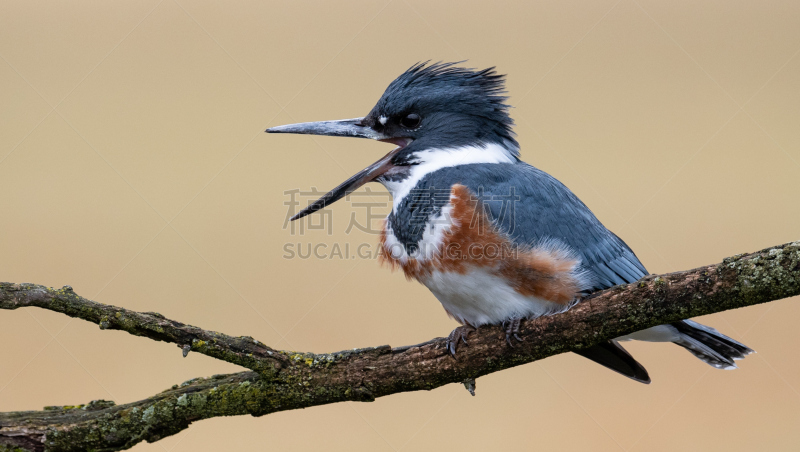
[424,163,648,291]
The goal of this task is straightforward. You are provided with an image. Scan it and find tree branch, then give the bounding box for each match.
[2,240,799,452]
[0,283,287,377]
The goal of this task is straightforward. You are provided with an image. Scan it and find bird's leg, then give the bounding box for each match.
[445,324,476,358]
[502,317,524,346]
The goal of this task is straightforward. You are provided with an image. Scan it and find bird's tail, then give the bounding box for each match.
[670,319,754,369]
[574,340,651,384]
[581,320,754,383]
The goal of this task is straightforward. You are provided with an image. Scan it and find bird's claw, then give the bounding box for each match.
[445,319,523,357]
[503,318,524,347]
[446,325,475,358]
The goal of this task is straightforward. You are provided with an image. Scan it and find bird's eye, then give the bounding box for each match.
[400,113,421,129]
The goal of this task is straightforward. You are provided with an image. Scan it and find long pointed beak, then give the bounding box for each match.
[267,117,409,221]
[266,117,385,140]
[289,148,401,221]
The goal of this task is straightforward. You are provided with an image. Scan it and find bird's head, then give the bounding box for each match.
[267,62,518,220]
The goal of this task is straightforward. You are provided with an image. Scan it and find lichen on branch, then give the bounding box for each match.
[0,282,287,377]
[1,240,799,452]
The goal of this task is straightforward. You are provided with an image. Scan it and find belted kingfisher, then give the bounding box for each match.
[268,62,753,383]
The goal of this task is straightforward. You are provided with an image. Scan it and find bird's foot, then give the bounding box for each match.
[445,325,476,358]
[502,317,524,346]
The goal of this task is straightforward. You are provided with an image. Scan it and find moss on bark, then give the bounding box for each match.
[1,241,798,451]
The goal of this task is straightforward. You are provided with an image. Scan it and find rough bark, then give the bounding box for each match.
[1,240,799,452]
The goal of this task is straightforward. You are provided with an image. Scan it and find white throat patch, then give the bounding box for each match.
[378,142,517,211]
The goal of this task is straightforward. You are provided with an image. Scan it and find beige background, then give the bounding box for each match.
[2,0,800,450]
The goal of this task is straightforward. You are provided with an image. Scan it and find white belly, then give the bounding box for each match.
[419,267,570,327]
[422,268,682,344]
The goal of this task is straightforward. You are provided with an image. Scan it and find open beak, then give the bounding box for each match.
[266,117,409,221]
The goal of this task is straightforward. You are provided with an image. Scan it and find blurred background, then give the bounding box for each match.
[1,0,799,450]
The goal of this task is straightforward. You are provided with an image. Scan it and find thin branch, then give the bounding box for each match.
[1,240,799,452]
[0,283,287,376]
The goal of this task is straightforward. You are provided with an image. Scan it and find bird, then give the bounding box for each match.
[267,62,753,383]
